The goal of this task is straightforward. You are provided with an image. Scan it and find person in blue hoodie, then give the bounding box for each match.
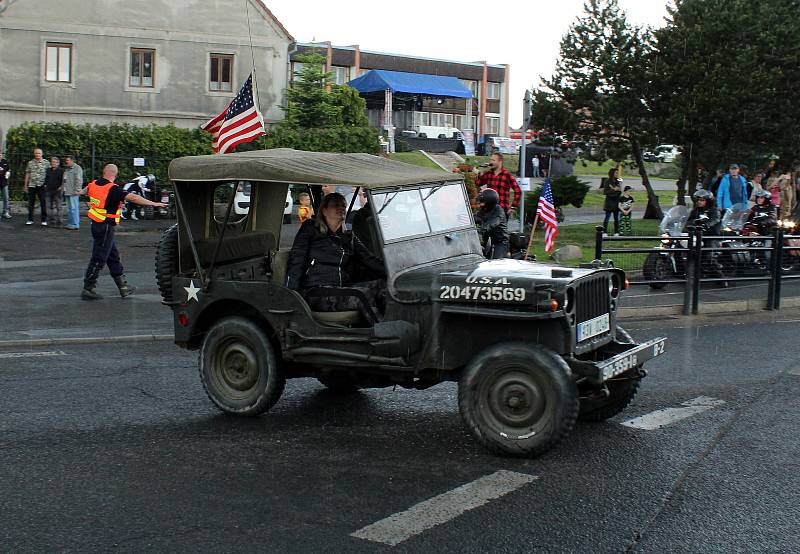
[716,163,750,211]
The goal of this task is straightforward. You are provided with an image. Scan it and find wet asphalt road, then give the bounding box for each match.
[1,311,798,553]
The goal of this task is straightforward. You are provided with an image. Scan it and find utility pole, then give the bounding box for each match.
[518,90,532,232]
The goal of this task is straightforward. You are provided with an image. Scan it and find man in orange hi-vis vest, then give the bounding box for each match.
[79,164,167,300]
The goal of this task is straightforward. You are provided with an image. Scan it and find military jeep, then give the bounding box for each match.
[158,149,666,458]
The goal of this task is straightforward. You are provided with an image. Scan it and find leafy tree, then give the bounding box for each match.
[331,85,370,127]
[652,0,800,197]
[531,0,663,218]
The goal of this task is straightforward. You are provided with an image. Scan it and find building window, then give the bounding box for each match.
[210,54,234,92]
[45,43,72,82]
[331,66,350,85]
[291,62,304,82]
[487,82,501,100]
[455,115,477,131]
[430,113,454,127]
[486,116,500,135]
[413,111,430,127]
[130,48,155,88]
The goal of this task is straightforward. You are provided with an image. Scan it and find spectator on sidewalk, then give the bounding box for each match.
[531,155,540,178]
[717,163,749,211]
[23,148,48,226]
[618,186,635,236]
[0,149,10,219]
[476,152,522,219]
[44,157,64,227]
[80,164,167,300]
[602,168,622,235]
[62,156,84,230]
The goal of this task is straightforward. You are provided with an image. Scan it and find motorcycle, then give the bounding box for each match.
[121,173,174,220]
[642,205,690,289]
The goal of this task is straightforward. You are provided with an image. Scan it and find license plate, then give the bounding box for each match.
[577,313,610,342]
[599,337,667,381]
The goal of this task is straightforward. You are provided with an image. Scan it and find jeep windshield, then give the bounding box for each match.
[372,182,473,242]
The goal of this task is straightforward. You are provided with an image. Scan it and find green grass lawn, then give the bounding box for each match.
[464,155,520,169]
[388,152,447,171]
[528,219,663,273]
[579,189,677,209]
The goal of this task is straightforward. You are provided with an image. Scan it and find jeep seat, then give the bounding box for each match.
[270,249,364,327]
[194,231,275,267]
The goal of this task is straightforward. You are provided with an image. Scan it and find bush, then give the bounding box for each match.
[523,176,591,226]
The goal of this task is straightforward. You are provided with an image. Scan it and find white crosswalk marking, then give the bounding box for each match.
[351,470,537,546]
[621,396,726,430]
[0,350,68,359]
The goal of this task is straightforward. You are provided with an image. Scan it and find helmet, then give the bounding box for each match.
[754,188,772,202]
[476,188,499,209]
[693,189,714,201]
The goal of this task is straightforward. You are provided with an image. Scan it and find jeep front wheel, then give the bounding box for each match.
[458,343,578,458]
[200,317,285,416]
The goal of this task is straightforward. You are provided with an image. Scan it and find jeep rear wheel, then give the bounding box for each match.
[155,223,179,302]
[458,343,578,458]
[200,317,285,416]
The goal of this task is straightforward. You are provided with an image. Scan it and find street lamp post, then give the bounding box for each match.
[518,90,532,233]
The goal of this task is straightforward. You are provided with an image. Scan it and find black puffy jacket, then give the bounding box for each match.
[474,204,509,247]
[286,219,385,290]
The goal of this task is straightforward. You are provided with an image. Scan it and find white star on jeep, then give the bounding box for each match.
[184,280,201,302]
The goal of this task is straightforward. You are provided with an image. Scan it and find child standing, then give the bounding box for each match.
[297,191,314,223]
[618,186,635,236]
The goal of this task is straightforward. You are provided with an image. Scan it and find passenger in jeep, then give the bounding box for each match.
[286,192,386,313]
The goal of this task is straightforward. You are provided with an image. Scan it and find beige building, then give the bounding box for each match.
[0,0,293,146]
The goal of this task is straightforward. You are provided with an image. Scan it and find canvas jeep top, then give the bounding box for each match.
[157,148,667,458]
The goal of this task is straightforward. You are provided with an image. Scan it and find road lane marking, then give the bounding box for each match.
[620,396,726,430]
[351,470,537,546]
[0,350,68,359]
[787,368,800,376]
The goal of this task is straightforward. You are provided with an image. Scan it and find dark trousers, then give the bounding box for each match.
[84,221,124,287]
[27,186,47,222]
[603,209,620,234]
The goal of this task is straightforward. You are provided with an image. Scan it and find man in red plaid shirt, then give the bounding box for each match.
[476,153,521,218]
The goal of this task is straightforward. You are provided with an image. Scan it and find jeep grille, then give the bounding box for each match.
[575,274,611,341]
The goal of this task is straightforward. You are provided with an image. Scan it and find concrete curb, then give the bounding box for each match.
[619,296,800,318]
[0,334,174,349]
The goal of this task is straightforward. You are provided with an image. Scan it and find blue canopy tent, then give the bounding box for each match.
[347,70,473,99]
[346,70,474,152]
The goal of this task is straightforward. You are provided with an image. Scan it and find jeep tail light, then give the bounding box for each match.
[178,313,189,327]
[549,299,559,312]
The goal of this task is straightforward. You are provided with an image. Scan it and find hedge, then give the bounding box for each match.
[4,121,380,199]
[4,122,213,198]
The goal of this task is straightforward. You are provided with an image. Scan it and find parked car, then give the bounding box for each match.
[156,148,667,458]
[234,181,293,223]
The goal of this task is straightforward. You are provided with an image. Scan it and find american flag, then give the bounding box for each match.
[536,177,559,252]
[201,75,266,154]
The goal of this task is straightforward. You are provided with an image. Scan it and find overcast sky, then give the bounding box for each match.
[267,0,671,128]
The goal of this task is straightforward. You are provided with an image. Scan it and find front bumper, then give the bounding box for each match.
[568,337,667,385]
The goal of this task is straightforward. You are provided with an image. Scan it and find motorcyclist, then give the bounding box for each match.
[683,189,721,235]
[474,188,509,259]
[747,189,777,232]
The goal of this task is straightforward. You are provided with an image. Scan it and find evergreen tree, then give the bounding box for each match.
[533,0,663,218]
[284,51,343,128]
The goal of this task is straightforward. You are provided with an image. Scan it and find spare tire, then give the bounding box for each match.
[155,223,179,302]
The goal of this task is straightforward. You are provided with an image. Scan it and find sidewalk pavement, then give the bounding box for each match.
[0,202,797,347]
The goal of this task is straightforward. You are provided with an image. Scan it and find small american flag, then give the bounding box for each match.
[537,177,559,252]
[202,75,266,154]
